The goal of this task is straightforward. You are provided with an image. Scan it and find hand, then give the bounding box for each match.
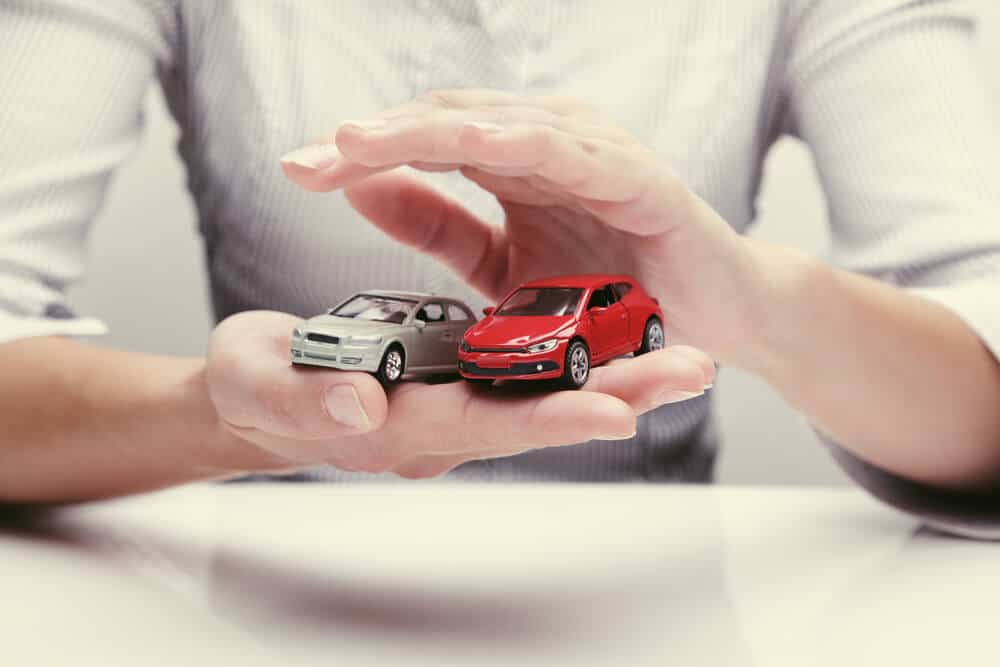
[280,89,773,363]
[205,310,714,478]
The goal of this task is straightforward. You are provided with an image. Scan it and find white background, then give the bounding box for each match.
[68,8,1000,485]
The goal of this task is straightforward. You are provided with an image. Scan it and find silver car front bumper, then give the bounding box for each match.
[289,337,383,373]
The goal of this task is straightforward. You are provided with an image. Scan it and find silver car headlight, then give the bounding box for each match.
[525,338,559,353]
[348,335,383,345]
[292,327,304,338]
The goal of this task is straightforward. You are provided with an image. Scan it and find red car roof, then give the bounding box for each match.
[520,274,634,289]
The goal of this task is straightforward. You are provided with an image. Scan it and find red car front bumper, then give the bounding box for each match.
[457,344,565,381]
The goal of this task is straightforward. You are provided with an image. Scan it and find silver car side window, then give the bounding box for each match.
[446,303,472,322]
[416,302,446,323]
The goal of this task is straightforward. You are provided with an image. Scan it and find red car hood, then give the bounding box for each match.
[465,316,574,348]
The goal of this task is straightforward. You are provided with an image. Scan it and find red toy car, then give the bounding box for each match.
[458,274,665,388]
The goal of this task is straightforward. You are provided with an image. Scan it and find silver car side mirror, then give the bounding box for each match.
[414,319,426,330]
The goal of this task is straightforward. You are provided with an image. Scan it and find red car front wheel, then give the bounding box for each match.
[561,340,590,389]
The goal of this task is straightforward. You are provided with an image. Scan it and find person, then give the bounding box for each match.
[1,1,998,537]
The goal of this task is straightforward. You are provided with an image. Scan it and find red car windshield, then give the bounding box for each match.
[495,287,583,317]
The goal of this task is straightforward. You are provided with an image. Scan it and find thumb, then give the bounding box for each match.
[207,311,389,443]
[344,171,507,299]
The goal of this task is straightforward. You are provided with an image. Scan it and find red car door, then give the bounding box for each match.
[604,283,630,351]
[584,285,628,359]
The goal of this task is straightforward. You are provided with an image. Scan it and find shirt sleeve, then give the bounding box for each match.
[0,0,178,344]
[783,0,1000,537]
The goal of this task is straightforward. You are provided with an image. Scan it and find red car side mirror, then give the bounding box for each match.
[588,306,608,314]
[482,306,496,316]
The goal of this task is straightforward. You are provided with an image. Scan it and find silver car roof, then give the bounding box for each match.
[359,290,469,306]
[360,289,432,300]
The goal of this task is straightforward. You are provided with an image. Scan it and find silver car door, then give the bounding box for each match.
[410,301,449,369]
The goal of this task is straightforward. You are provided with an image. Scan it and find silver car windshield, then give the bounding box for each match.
[496,287,583,316]
[330,295,418,323]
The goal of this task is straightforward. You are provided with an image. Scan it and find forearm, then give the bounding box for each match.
[735,241,1000,489]
[0,337,255,503]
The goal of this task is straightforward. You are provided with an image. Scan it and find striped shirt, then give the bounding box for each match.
[1,0,999,536]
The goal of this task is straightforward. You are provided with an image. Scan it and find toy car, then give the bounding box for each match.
[290,290,477,386]
[458,275,665,389]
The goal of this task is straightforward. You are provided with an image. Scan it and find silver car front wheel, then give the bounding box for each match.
[377,346,405,386]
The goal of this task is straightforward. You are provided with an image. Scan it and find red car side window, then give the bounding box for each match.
[587,287,613,310]
[613,282,632,300]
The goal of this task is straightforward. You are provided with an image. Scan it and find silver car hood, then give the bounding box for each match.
[300,315,401,336]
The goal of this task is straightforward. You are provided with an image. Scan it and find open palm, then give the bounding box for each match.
[206,310,713,479]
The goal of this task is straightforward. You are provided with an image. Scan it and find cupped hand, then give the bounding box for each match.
[205,310,713,478]
[280,89,771,362]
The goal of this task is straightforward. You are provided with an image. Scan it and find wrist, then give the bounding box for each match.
[722,238,830,379]
[171,360,289,477]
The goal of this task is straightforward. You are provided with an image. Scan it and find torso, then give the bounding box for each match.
[166,0,789,481]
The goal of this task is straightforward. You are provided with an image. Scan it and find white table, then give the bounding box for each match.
[1,484,995,666]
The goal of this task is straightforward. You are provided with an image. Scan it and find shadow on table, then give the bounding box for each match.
[0,497,752,661]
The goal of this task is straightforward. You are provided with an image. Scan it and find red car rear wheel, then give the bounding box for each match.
[636,317,665,355]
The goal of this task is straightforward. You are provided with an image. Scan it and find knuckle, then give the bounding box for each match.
[418,89,461,110]
[578,138,602,156]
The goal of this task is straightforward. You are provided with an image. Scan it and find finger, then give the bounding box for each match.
[582,348,709,413]
[343,171,510,299]
[334,117,689,238]
[342,380,637,471]
[459,167,588,208]
[335,114,471,168]
[383,89,594,119]
[391,452,510,480]
[280,143,399,192]
[207,311,389,453]
[378,102,633,145]
[333,107,631,170]
[392,349,714,479]
[459,122,691,236]
[280,103,627,192]
[661,345,717,388]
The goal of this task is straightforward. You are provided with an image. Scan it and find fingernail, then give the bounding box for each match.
[463,120,504,133]
[323,385,371,429]
[602,430,637,441]
[656,389,705,405]
[340,118,388,132]
[280,143,341,170]
[703,383,714,390]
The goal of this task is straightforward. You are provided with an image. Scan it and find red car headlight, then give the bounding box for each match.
[525,338,559,353]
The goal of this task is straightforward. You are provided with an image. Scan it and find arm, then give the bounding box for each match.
[277,1,1000,522]
[741,0,1000,490]
[740,241,1000,488]
[0,3,711,503]
[0,0,253,501]
[0,337,255,501]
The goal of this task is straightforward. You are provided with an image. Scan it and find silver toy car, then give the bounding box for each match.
[290,290,478,385]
